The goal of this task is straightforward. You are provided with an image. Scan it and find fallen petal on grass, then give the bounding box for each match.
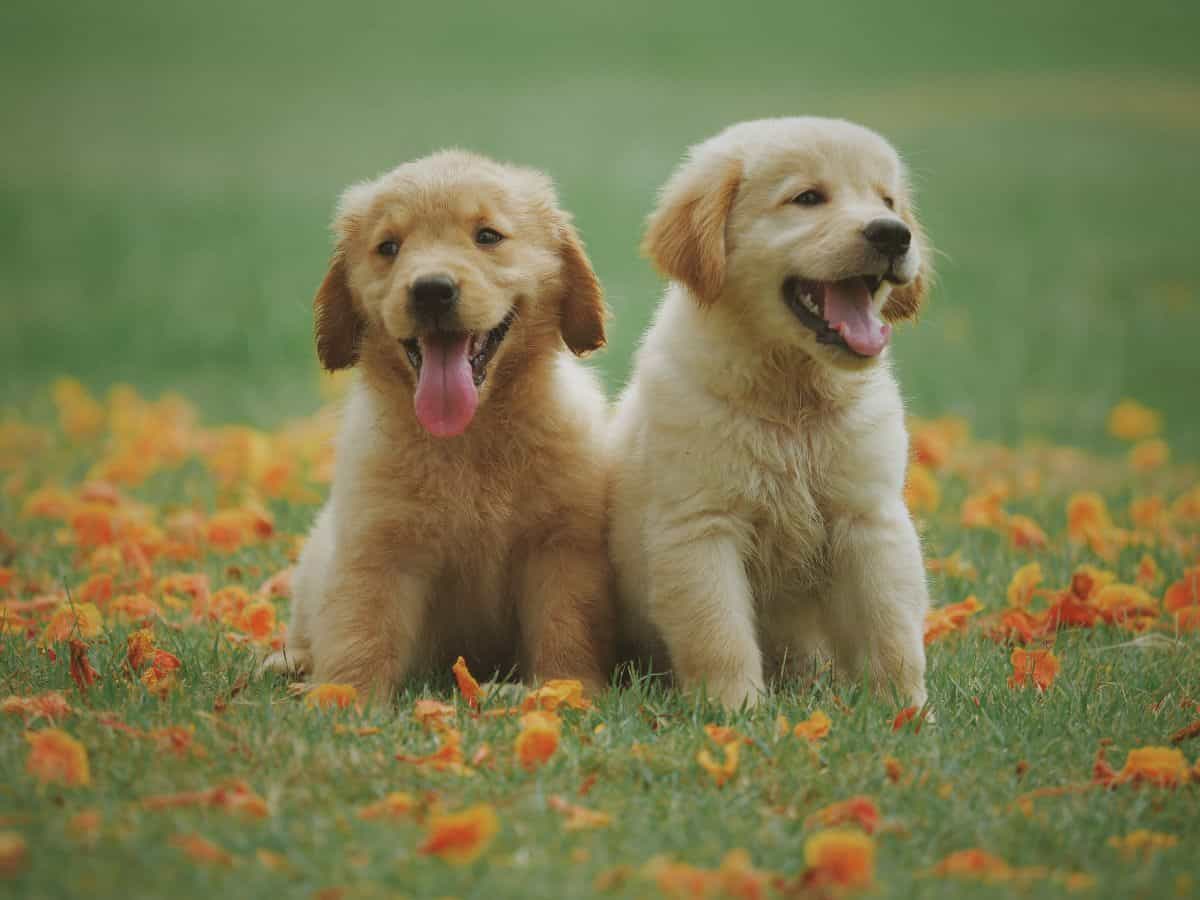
[170,833,234,867]
[25,729,90,787]
[805,796,881,834]
[452,656,482,709]
[304,683,359,711]
[418,804,499,864]
[0,832,28,877]
[1008,647,1060,691]
[515,711,561,770]
[793,710,832,742]
[357,792,417,821]
[802,829,875,891]
[697,741,740,787]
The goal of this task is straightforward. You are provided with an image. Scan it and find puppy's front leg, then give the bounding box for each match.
[648,528,763,708]
[825,504,928,707]
[309,553,429,705]
[517,534,614,695]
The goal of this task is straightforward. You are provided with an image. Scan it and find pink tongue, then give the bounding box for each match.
[822,278,891,357]
[413,334,478,438]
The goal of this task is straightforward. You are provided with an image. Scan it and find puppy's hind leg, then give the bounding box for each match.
[824,504,928,708]
[261,506,331,679]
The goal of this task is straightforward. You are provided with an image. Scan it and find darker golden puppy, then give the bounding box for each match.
[267,150,614,699]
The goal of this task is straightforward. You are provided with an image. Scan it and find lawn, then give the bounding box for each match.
[1,1,1199,897]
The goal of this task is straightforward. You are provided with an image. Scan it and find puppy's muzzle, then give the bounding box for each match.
[409,274,460,323]
[863,219,911,260]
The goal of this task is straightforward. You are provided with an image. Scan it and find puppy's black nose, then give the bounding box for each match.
[864,219,911,258]
[409,274,459,318]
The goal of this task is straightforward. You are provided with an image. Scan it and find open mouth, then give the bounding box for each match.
[400,308,516,439]
[783,275,891,358]
[401,308,515,388]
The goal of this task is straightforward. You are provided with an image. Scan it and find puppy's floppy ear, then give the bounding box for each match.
[313,250,364,370]
[642,152,742,304]
[313,182,375,370]
[882,205,932,322]
[557,221,608,355]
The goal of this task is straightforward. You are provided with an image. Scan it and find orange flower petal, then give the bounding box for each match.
[929,848,1012,880]
[521,679,591,713]
[883,756,904,784]
[515,711,561,770]
[806,796,881,834]
[1007,515,1048,551]
[1008,648,1060,692]
[25,728,90,786]
[1107,400,1161,441]
[924,596,983,644]
[0,831,28,876]
[67,809,102,844]
[892,706,918,732]
[1,691,72,724]
[413,699,457,728]
[1104,746,1191,787]
[357,791,417,821]
[452,656,482,708]
[802,829,875,890]
[41,602,104,644]
[547,795,612,831]
[1006,563,1043,608]
[397,727,472,774]
[305,683,359,711]
[1107,829,1178,858]
[697,741,740,787]
[234,600,277,641]
[1129,439,1169,472]
[1164,568,1199,613]
[170,833,233,867]
[418,804,499,864]
[904,463,941,514]
[143,780,268,818]
[793,710,832,742]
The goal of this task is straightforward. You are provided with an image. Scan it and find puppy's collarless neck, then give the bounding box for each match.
[663,289,880,423]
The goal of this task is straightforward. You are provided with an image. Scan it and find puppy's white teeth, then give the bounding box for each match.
[801,293,819,315]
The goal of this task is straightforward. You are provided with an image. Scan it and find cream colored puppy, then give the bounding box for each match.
[610,118,931,709]
[266,150,614,699]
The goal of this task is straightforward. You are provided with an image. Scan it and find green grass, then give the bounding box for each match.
[1,1,1199,897]
[1,503,1199,900]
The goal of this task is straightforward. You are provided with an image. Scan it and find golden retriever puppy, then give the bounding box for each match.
[610,118,930,709]
[266,150,614,699]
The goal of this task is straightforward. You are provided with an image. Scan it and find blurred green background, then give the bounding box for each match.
[2,0,1198,453]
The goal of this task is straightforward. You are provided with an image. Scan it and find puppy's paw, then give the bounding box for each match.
[703,676,764,710]
[260,648,312,679]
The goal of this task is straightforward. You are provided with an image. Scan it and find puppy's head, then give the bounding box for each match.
[313,150,606,437]
[644,117,929,371]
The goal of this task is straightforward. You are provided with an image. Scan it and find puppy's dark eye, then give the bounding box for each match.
[475,227,504,246]
[883,196,896,210]
[377,240,399,257]
[791,189,826,207]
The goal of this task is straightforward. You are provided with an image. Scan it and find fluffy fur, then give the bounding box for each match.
[266,151,614,699]
[610,118,931,708]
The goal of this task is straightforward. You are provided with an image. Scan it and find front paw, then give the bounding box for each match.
[260,647,312,678]
[694,674,763,710]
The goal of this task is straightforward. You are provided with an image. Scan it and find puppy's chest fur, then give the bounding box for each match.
[338,375,602,669]
[726,409,853,601]
[365,426,580,581]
